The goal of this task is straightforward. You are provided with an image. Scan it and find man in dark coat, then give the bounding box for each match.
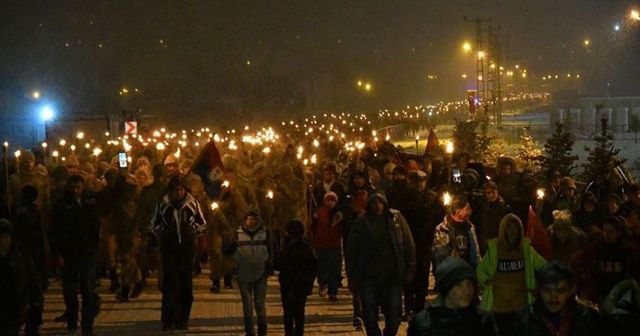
[0,219,43,336]
[50,175,101,336]
[402,170,444,320]
[515,261,601,336]
[347,192,416,336]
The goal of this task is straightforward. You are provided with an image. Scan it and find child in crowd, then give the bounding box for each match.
[276,219,318,336]
[310,192,343,301]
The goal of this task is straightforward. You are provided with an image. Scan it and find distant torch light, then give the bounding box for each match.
[222,180,230,188]
[211,202,219,211]
[537,188,545,200]
[267,191,274,199]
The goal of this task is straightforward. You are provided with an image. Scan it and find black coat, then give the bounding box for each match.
[407,304,498,336]
[0,248,43,330]
[276,238,318,295]
[50,190,100,264]
[514,301,601,336]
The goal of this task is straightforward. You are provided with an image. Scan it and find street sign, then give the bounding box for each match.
[125,121,137,134]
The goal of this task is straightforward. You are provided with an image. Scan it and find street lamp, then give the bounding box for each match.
[415,135,420,154]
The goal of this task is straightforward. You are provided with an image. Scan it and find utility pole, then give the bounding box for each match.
[464,16,492,115]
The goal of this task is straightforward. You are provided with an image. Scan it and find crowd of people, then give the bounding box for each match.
[1,125,640,336]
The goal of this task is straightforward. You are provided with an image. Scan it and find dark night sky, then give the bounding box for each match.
[1,0,638,125]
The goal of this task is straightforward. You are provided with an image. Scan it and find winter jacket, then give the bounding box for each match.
[149,192,206,250]
[346,193,416,285]
[311,206,342,250]
[476,214,547,311]
[0,248,43,332]
[514,300,601,336]
[407,299,498,336]
[50,190,101,264]
[276,237,318,295]
[601,279,640,335]
[432,216,482,268]
[223,220,276,283]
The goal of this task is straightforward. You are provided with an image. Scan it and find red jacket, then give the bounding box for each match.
[311,206,342,249]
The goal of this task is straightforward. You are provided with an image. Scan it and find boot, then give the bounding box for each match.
[116,286,130,302]
[210,278,221,293]
[108,269,120,293]
[224,274,233,289]
[194,260,202,275]
[130,280,145,299]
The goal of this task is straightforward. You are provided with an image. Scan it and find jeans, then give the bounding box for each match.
[359,278,403,336]
[61,258,98,334]
[315,248,341,295]
[238,274,268,336]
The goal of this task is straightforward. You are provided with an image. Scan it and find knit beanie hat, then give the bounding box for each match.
[323,191,338,202]
[0,219,13,236]
[284,219,305,238]
[434,257,477,299]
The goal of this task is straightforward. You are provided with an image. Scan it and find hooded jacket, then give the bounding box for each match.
[476,213,547,311]
[223,211,275,283]
[346,192,416,285]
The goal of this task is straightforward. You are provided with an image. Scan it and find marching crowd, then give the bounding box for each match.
[1,130,640,336]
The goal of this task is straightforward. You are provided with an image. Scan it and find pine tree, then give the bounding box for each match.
[515,127,543,172]
[476,113,493,161]
[541,122,578,177]
[581,115,624,182]
[485,132,504,167]
[452,119,479,159]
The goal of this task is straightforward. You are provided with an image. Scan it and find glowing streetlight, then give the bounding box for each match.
[32,91,40,99]
[364,83,372,91]
[477,51,485,60]
[584,39,590,46]
[462,42,472,53]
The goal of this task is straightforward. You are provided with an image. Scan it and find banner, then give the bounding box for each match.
[192,140,225,201]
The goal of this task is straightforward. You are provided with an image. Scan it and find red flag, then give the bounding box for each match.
[526,205,552,260]
[192,140,225,201]
[423,128,440,156]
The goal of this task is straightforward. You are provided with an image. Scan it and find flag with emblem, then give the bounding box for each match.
[192,140,225,201]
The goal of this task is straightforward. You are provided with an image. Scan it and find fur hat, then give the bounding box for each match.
[552,209,572,230]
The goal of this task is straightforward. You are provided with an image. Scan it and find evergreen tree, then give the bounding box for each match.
[515,127,543,172]
[485,132,504,167]
[541,122,578,177]
[581,115,624,182]
[476,113,493,161]
[452,119,479,159]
